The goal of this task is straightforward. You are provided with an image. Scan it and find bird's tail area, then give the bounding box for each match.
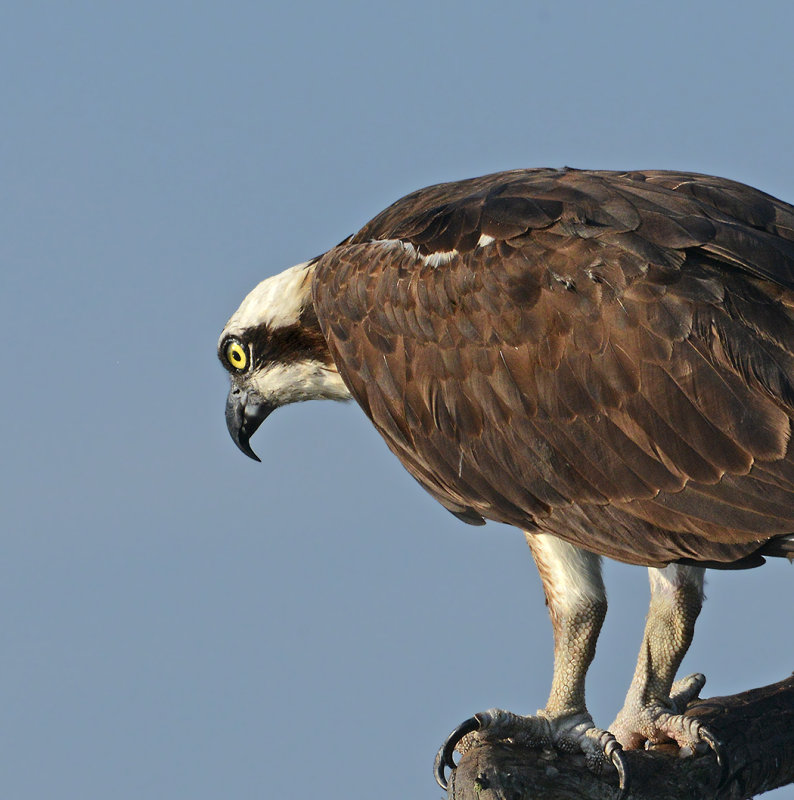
[759,534,794,562]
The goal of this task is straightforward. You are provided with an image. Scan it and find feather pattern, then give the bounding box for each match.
[312,168,794,566]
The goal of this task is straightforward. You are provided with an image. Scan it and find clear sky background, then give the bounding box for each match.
[2,2,793,798]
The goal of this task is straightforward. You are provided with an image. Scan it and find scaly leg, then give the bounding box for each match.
[435,533,627,792]
[610,565,724,769]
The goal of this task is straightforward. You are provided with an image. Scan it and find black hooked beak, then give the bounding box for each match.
[225,386,273,462]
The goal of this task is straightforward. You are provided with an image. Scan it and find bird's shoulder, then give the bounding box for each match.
[336,168,794,287]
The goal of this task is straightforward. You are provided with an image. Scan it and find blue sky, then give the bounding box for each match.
[2,2,793,798]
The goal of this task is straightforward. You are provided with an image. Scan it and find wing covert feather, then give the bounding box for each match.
[313,169,794,566]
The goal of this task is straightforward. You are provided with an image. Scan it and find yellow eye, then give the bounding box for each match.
[226,340,248,371]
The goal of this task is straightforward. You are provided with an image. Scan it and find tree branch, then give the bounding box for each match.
[447,675,794,800]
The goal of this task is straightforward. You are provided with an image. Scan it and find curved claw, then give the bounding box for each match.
[698,725,728,785]
[607,742,630,799]
[594,731,630,799]
[434,716,482,790]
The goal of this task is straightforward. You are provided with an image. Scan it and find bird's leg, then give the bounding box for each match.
[436,534,627,792]
[528,531,607,742]
[610,565,723,768]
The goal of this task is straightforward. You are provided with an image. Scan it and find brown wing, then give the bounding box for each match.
[313,168,794,566]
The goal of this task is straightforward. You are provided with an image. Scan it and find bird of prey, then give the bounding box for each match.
[218,168,794,795]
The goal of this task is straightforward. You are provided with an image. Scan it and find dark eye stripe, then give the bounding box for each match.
[244,310,333,369]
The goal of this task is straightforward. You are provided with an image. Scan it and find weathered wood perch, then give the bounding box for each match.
[446,675,794,800]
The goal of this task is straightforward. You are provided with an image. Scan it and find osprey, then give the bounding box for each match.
[218,168,794,795]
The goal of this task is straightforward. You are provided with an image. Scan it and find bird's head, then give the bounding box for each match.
[218,261,352,461]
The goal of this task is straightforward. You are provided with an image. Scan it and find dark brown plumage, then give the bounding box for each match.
[219,167,794,791]
[312,168,794,567]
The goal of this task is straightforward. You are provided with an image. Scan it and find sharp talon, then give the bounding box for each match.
[433,750,448,791]
[434,716,482,790]
[698,726,728,784]
[433,745,450,791]
[606,740,630,799]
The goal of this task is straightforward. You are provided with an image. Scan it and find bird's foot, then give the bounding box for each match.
[434,708,628,796]
[610,673,726,778]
